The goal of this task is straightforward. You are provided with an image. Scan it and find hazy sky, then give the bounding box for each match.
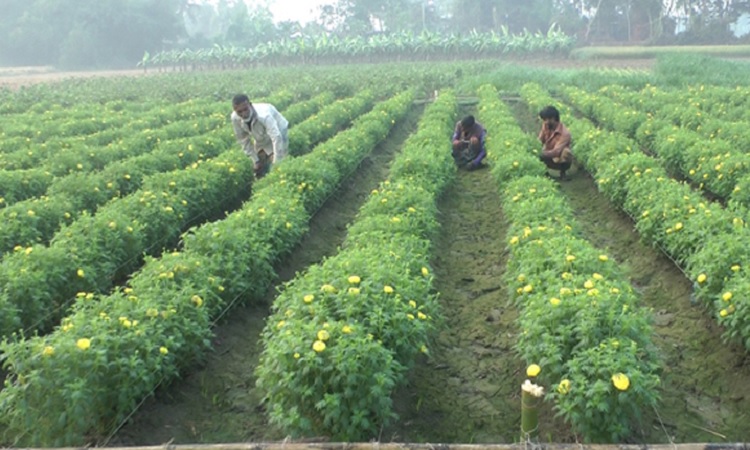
[266,0,331,24]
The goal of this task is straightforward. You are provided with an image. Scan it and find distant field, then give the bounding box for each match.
[571,44,750,59]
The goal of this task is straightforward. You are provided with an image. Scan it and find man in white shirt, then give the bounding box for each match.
[231,94,289,178]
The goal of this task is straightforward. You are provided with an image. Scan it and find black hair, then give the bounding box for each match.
[460,115,475,129]
[232,94,250,106]
[539,105,560,121]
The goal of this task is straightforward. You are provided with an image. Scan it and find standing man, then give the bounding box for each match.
[451,115,486,171]
[538,105,573,180]
[231,94,289,178]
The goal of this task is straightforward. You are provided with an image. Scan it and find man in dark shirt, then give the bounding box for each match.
[451,115,487,171]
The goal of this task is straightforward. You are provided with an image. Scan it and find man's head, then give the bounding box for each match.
[539,106,560,130]
[460,115,475,131]
[232,94,252,119]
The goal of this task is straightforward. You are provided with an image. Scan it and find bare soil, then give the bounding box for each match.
[0,66,151,90]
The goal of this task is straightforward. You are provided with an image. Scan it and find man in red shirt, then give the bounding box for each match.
[538,106,573,180]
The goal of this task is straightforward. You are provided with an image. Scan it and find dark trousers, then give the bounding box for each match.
[539,154,571,172]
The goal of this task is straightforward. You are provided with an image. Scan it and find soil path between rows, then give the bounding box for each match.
[108,103,425,446]
[383,129,529,443]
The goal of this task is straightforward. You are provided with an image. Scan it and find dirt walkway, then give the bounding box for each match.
[108,104,424,446]
[383,107,537,443]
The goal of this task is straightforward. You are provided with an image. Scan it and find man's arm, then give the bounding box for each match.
[451,122,461,142]
[233,118,258,163]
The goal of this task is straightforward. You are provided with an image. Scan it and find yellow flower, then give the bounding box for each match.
[611,373,630,391]
[566,255,576,262]
[407,313,415,320]
[720,309,728,318]
[417,312,427,320]
[731,265,740,272]
[277,320,286,329]
[312,340,326,353]
[321,284,336,294]
[697,273,707,284]
[674,222,683,231]
[191,295,203,307]
[509,236,519,245]
[584,280,594,289]
[722,292,733,302]
[592,273,604,280]
[409,300,417,308]
[420,344,428,354]
[76,338,91,351]
[348,275,361,285]
[517,274,526,283]
[383,285,394,294]
[421,267,429,276]
[557,379,570,395]
[348,287,360,296]
[317,330,330,341]
[160,346,169,355]
[77,269,85,278]
[526,364,541,377]
[598,254,609,262]
[303,294,314,303]
[42,346,55,357]
[342,325,352,334]
[522,284,533,293]
[549,297,561,306]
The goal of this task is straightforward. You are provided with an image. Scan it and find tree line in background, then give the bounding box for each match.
[1,0,749,69]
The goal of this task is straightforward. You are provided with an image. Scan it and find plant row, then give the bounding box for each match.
[0,110,227,205]
[0,90,415,447]
[287,90,376,156]
[0,89,366,336]
[521,82,750,353]
[1,98,210,147]
[477,84,660,442]
[254,90,456,440]
[563,85,750,206]
[0,149,255,339]
[0,96,233,159]
[0,91,337,256]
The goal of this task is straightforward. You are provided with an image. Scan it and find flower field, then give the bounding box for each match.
[0,57,749,446]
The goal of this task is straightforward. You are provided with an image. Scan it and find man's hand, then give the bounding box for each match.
[452,139,462,151]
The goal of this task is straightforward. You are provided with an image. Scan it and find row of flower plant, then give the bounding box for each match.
[477,84,660,442]
[0,107,229,204]
[0,150,254,338]
[254,89,456,440]
[0,89,415,447]
[521,82,750,353]
[1,97,224,149]
[0,90,338,256]
[0,89,370,337]
[0,98,235,166]
[564,85,750,206]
